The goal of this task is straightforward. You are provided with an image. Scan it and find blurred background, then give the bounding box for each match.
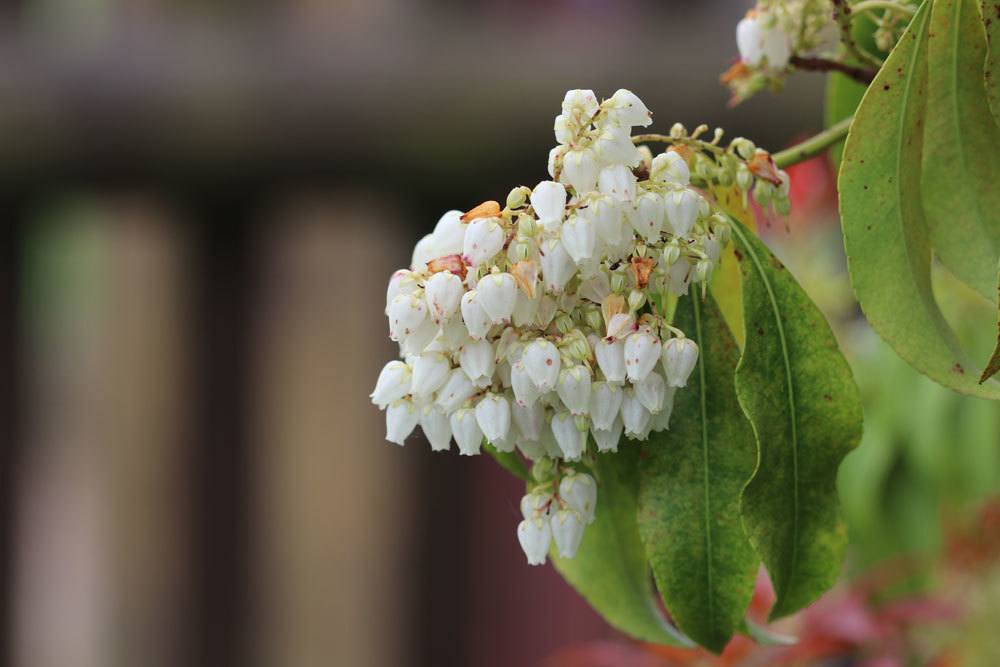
[0,1,998,666]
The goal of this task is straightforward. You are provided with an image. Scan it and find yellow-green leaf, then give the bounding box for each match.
[980,263,1000,383]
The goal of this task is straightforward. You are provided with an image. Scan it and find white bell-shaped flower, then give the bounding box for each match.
[539,422,564,459]
[577,272,611,305]
[410,353,449,399]
[561,148,600,194]
[633,191,665,241]
[557,365,592,415]
[554,112,574,145]
[584,195,624,246]
[460,339,496,388]
[593,123,641,167]
[530,181,567,228]
[562,88,599,118]
[736,14,791,70]
[598,164,637,203]
[560,215,596,265]
[635,370,667,413]
[517,437,546,461]
[387,292,428,342]
[592,417,624,453]
[624,330,662,383]
[511,361,542,407]
[478,272,517,324]
[664,188,700,237]
[523,339,562,392]
[475,392,511,443]
[435,368,476,414]
[431,210,466,256]
[512,400,544,441]
[517,517,551,566]
[450,407,483,456]
[560,473,597,524]
[662,336,699,388]
[551,509,586,558]
[605,89,652,127]
[651,387,676,432]
[400,319,438,356]
[595,338,627,383]
[410,234,438,271]
[460,290,493,340]
[463,217,505,267]
[651,151,690,186]
[521,489,552,520]
[420,405,452,452]
[371,360,412,408]
[386,269,420,314]
[424,271,464,326]
[386,399,420,445]
[551,412,585,460]
[589,381,624,430]
[512,289,541,328]
[621,390,652,439]
[539,238,577,294]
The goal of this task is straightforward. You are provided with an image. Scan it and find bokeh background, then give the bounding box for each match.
[0,1,998,666]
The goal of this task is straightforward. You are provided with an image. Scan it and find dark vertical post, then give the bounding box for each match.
[0,206,23,667]
[185,191,255,667]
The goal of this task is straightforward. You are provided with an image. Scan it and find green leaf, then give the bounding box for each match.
[824,13,881,168]
[551,445,694,648]
[483,442,530,481]
[637,294,759,653]
[839,1,1000,399]
[923,0,1000,301]
[980,263,1000,383]
[729,221,863,619]
[982,0,1000,124]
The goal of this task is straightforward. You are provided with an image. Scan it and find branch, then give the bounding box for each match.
[772,116,854,169]
[789,55,876,84]
[831,0,884,68]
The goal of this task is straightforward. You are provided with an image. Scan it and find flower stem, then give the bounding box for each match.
[789,55,876,84]
[851,0,916,17]
[772,116,854,169]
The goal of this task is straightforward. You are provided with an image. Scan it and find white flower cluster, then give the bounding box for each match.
[518,470,596,563]
[725,1,840,103]
[372,89,723,564]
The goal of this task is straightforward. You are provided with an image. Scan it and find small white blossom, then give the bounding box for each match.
[621,390,652,438]
[523,339,562,392]
[562,148,600,194]
[560,215,597,265]
[450,407,483,455]
[386,399,420,445]
[590,381,624,430]
[551,412,585,460]
[651,151,690,186]
[530,181,567,228]
[592,417,624,452]
[560,472,597,524]
[662,337,699,388]
[410,352,449,399]
[420,405,452,451]
[737,14,792,70]
[411,234,438,271]
[431,210,466,256]
[424,271,464,326]
[511,361,543,407]
[478,272,517,324]
[539,239,577,293]
[651,387,676,432]
[633,191,665,241]
[606,88,653,127]
[463,217,505,267]
[517,517,552,566]
[598,164,637,203]
[386,270,420,314]
[460,290,493,340]
[387,293,429,342]
[635,370,667,413]
[436,368,476,414]
[624,330,662,383]
[460,339,496,388]
[557,365,592,415]
[512,400,544,441]
[521,489,552,519]
[551,509,586,558]
[595,338,627,383]
[475,392,511,443]
[370,360,412,408]
[664,188,700,237]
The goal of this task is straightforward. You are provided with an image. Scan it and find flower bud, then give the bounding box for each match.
[370,360,412,408]
[632,191,665,241]
[662,336,699,388]
[562,148,600,194]
[585,307,604,332]
[475,392,512,443]
[753,179,774,205]
[523,339,562,392]
[662,243,681,267]
[539,238,577,294]
[732,137,756,161]
[450,407,483,456]
[605,88,652,127]
[506,185,532,210]
[517,517,551,566]
[627,289,646,312]
[695,258,714,283]
[521,489,551,520]
[530,180,567,226]
[664,188,700,237]
[459,290,493,340]
[669,122,686,139]
[561,215,597,264]
[388,292,429,342]
[462,217,506,267]
[386,399,420,445]
[650,151,690,186]
[736,163,753,191]
[610,271,626,293]
[555,313,575,335]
